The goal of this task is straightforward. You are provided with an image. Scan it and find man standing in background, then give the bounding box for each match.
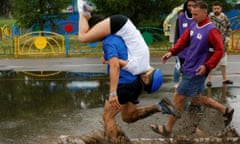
[206,1,233,87]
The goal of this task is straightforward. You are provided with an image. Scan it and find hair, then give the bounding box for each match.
[193,0,208,10]
[88,14,106,29]
[212,1,222,7]
[183,0,196,18]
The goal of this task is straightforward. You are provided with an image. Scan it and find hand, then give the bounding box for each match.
[225,37,230,44]
[109,95,121,110]
[101,56,108,64]
[161,52,172,64]
[196,65,206,76]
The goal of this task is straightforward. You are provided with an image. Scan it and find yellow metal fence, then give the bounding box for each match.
[0,25,193,58]
[15,31,65,57]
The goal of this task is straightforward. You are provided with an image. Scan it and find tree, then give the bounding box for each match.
[90,0,183,27]
[12,0,70,30]
[90,0,235,28]
[0,0,13,18]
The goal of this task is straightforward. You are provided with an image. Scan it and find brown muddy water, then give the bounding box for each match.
[0,70,239,144]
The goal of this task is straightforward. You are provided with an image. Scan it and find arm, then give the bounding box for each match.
[161,29,190,63]
[108,57,121,110]
[170,28,191,55]
[204,28,224,72]
[224,16,232,46]
[101,56,128,68]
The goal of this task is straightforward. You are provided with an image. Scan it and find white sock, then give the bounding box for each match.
[77,0,85,13]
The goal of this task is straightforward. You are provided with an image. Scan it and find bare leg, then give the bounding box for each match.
[165,93,185,132]
[190,93,226,113]
[102,100,121,139]
[221,65,227,81]
[121,102,159,123]
[151,93,186,134]
[79,13,90,36]
[207,71,212,82]
[78,13,111,42]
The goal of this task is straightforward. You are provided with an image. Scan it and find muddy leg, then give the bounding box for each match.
[102,100,121,140]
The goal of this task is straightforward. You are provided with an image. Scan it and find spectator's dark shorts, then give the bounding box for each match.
[117,79,142,105]
[177,74,207,97]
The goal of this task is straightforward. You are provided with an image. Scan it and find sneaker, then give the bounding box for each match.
[77,0,85,13]
[223,80,233,84]
[82,3,93,17]
[206,81,212,87]
[223,107,234,127]
[83,3,93,13]
[158,97,181,118]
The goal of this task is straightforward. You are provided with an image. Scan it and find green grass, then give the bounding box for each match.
[0,17,16,26]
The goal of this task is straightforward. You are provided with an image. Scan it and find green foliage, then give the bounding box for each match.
[12,0,70,29]
[89,0,236,27]
[90,0,183,27]
[0,0,13,18]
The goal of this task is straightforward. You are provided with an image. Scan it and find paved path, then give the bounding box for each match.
[0,55,240,75]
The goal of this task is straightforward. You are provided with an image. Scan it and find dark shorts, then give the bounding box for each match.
[117,79,142,105]
[177,74,207,97]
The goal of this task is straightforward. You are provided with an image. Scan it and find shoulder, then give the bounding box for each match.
[103,35,126,52]
[209,28,221,37]
[221,13,230,21]
[178,13,184,18]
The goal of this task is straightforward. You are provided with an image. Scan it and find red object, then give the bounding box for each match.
[65,24,73,33]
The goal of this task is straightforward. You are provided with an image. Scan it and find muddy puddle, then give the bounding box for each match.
[0,70,239,144]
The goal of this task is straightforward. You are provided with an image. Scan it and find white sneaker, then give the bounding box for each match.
[77,0,85,13]
[83,3,93,17]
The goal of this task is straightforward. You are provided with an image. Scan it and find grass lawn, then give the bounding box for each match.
[0,17,16,26]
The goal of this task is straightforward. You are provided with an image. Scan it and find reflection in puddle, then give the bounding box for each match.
[0,71,108,121]
[66,81,100,90]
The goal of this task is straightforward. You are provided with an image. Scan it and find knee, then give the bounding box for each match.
[190,100,201,105]
[173,97,184,111]
[102,111,107,122]
[78,36,88,43]
[121,115,134,123]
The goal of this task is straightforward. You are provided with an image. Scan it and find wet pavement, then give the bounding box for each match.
[0,54,239,144]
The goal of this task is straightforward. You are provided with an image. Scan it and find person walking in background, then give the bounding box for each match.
[206,1,233,87]
[163,4,183,46]
[150,1,234,137]
[173,0,196,89]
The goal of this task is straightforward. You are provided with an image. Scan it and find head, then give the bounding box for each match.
[191,1,208,23]
[183,0,196,18]
[212,1,222,16]
[88,14,105,29]
[141,67,163,94]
